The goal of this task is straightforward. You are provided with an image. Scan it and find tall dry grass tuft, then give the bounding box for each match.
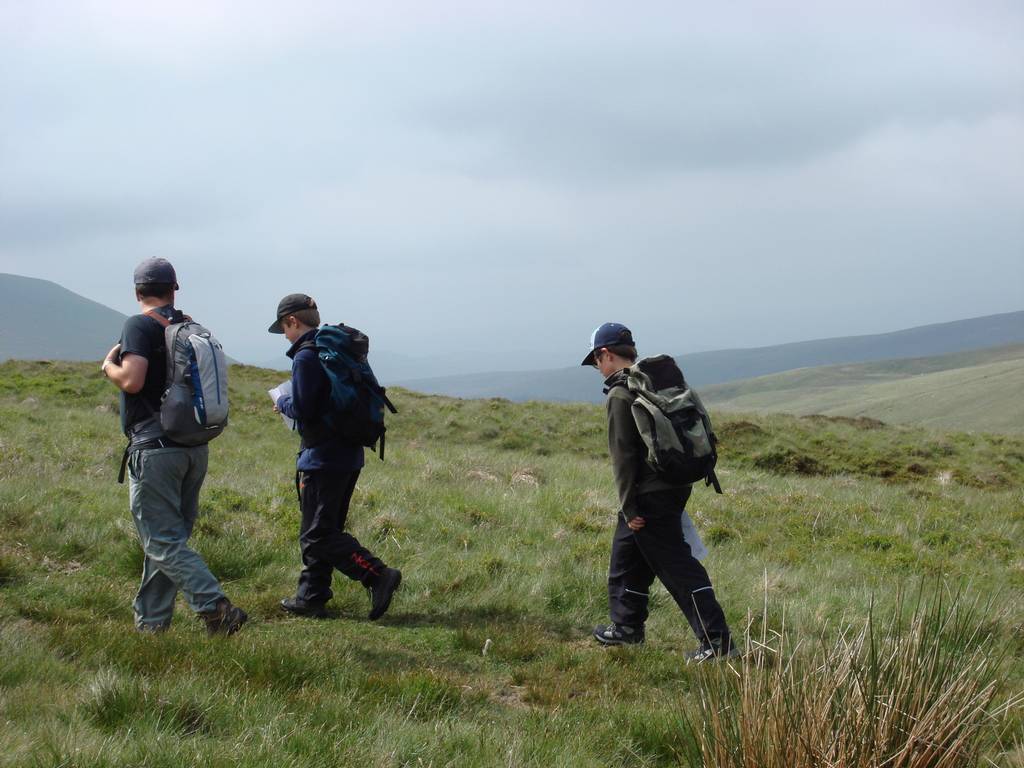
[683,583,1022,768]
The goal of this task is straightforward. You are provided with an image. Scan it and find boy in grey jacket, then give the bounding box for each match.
[583,322,736,662]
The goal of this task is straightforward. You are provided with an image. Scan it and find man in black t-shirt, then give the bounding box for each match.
[116,312,168,436]
[101,258,246,636]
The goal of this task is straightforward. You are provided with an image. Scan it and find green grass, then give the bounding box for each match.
[703,344,1024,434]
[0,360,1022,767]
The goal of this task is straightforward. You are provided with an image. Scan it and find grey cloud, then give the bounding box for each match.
[413,33,1023,180]
[0,194,234,248]
[0,2,1021,376]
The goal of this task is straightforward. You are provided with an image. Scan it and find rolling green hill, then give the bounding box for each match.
[396,310,1024,402]
[704,343,1024,433]
[0,360,1021,766]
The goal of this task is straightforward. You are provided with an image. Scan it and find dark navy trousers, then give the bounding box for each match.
[295,469,386,604]
[608,487,730,646]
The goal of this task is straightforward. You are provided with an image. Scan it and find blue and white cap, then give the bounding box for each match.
[581,322,635,366]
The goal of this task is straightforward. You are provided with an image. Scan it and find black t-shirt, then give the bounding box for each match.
[118,306,175,435]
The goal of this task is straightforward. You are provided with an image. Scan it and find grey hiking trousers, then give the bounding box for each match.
[127,445,225,629]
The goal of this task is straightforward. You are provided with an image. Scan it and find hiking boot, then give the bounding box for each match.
[200,598,248,636]
[280,596,329,619]
[685,637,741,664]
[367,567,402,620]
[593,623,645,646]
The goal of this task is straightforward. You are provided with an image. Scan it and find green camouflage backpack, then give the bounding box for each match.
[609,354,723,493]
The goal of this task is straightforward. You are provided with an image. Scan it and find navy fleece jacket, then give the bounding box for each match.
[276,329,364,472]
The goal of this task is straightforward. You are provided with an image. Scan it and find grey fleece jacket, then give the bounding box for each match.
[604,369,684,521]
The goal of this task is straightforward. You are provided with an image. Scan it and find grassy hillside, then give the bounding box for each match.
[705,344,1024,433]
[1,360,1022,767]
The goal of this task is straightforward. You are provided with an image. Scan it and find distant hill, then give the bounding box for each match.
[703,343,1024,433]
[0,274,259,365]
[0,273,127,361]
[396,311,1024,403]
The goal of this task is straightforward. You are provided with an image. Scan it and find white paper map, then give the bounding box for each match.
[268,380,295,430]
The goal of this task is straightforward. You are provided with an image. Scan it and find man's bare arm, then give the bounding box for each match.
[101,344,148,394]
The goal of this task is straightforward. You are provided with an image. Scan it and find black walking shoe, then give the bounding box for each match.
[280,596,329,619]
[593,623,645,646]
[200,598,248,637]
[367,567,402,620]
[685,637,741,664]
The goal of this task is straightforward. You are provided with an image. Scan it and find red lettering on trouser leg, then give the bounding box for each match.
[351,553,381,577]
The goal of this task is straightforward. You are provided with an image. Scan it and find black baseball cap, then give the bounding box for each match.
[133,258,178,289]
[268,293,318,333]
[581,322,635,366]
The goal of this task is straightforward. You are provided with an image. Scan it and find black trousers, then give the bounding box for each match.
[608,487,730,646]
[295,469,385,604]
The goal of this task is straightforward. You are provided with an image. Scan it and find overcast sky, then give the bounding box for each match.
[1,1,1021,377]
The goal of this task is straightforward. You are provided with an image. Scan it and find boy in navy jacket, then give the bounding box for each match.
[270,293,401,620]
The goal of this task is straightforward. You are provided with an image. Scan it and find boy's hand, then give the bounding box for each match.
[627,516,646,531]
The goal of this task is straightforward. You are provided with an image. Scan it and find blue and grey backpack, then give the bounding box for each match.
[299,323,397,459]
[117,308,229,482]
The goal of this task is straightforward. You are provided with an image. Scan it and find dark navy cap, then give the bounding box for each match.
[268,293,318,333]
[133,258,178,289]
[581,322,635,366]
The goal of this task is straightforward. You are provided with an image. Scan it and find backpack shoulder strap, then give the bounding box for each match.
[155,310,192,387]
[144,308,190,328]
[143,309,171,328]
[606,385,634,402]
[603,370,635,397]
[138,309,177,380]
